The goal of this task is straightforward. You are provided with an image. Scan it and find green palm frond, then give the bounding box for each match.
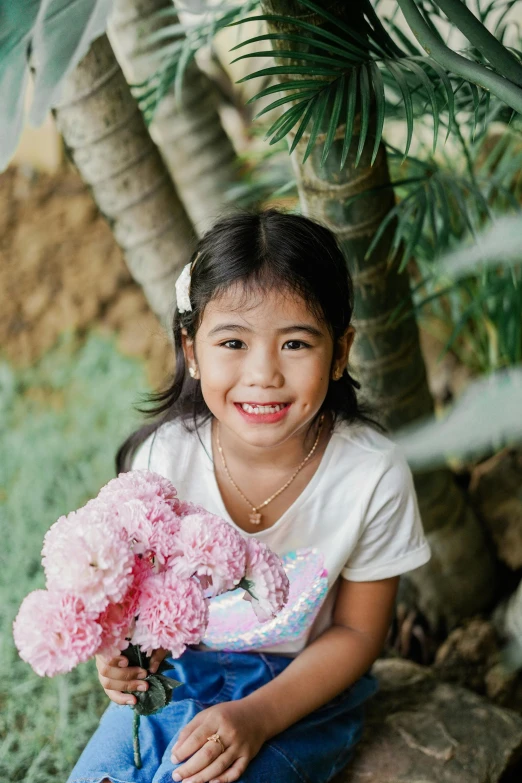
[361,151,492,272]
[380,146,522,373]
[472,127,522,205]
[131,0,260,123]
[387,259,522,373]
[229,1,464,166]
[397,0,522,112]
[133,0,522,165]
[417,271,521,371]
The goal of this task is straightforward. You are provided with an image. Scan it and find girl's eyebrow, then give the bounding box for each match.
[207,323,324,337]
[207,323,250,336]
[279,325,324,337]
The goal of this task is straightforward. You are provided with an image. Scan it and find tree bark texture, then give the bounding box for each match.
[53,33,194,327]
[109,0,239,235]
[260,0,496,627]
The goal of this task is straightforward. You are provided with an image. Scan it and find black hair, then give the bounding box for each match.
[116,208,385,473]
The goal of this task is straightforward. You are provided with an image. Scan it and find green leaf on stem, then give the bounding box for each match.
[123,644,182,717]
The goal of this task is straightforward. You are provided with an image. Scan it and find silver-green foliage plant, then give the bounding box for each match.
[0,0,114,171]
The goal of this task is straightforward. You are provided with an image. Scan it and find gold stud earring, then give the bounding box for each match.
[333,368,343,381]
[188,366,199,379]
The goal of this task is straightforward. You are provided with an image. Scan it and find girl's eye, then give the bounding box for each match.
[283,340,310,350]
[221,339,245,350]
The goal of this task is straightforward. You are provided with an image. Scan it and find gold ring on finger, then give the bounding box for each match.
[206,733,225,754]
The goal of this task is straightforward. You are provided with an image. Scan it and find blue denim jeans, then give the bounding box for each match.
[67,647,378,783]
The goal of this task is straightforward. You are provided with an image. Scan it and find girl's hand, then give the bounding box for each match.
[95,649,169,705]
[170,700,268,783]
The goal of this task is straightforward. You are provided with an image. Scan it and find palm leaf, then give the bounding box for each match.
[400,189,428,272]
[134,0,519,165]
[442,278,510,354]
[321,76,345,165]
[288,0,389,59]
[363,144,504,270]
[340,68,358,167]
[289,98,319,153]
[369,62,385,165]
[303,89,329,163]
[229,13,376,61]
[383,61,414,156]
[270,101,311,144]
[132,0,260,118]
[380,14,424,56]
[0,0,113,172]
[402,60,440,151]
[356,64,371,167]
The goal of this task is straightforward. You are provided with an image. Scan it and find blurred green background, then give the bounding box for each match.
[0,331,149,781]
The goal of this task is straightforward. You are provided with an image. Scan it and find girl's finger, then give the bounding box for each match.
[99,675,149,694]
[172,723,212,763]
[97,660,148,682]
[149,647,169,674]
[208,756,248,783]
[172,744,233,782]
[172,715,204,757]
[96,654,127,669]
[104,688,137,706]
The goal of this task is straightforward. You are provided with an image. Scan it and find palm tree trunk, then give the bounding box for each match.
[261,0,496,628]
[53,33,194,326]
[108,0,239,234]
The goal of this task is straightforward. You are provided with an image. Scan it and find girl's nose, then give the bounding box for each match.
[243,347,284,388]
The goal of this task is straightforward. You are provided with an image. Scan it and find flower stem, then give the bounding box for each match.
[133,710,142,768]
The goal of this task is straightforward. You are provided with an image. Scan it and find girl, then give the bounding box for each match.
[67,209,431,783]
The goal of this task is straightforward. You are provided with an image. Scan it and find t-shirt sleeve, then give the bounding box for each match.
[341,446,431,581]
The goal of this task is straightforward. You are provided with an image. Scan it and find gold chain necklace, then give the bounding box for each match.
[216,414,325,526]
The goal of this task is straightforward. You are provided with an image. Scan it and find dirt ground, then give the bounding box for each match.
[0,165,173,389]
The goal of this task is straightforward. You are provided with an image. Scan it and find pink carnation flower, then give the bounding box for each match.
[94,473,182,566]
[42,506,134,613]
[13,590,102,677]
[242,539,290,622]
[131,571,208,657]
[169,513,247,597]
[105,496,181,565]
[177,500,207,518]
[97,584,140,657]
[97,470,179,511]
[96,554,153,656]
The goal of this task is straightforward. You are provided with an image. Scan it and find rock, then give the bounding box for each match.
[338,659,522,783]
[469,448,522,569]
[433,618,498,692]
[485,662,520,705]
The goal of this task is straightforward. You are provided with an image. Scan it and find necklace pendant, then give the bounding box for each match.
[249,511,262,525]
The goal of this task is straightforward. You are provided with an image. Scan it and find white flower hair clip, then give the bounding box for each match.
[175,253,200,314]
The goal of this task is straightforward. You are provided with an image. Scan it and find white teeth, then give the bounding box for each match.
[241,403,285,414]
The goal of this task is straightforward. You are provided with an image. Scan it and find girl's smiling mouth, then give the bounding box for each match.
[234,402,291,422]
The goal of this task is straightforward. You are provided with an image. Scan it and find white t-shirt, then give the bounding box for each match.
[131,417,431,655]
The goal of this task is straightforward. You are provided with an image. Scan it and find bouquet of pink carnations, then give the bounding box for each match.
[13,470,289,767]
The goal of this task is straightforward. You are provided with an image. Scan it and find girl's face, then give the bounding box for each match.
[183,285,354,451]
